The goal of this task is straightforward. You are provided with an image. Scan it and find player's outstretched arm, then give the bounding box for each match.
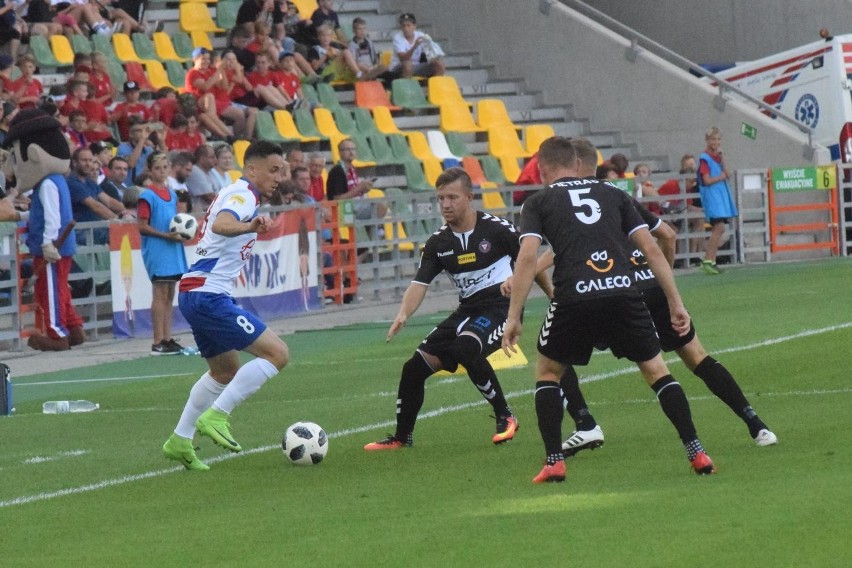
[502,236,539,355]
[212,210,271,236]
[650,221,677,268]
[631,228,690,335]
[387,282,428,342]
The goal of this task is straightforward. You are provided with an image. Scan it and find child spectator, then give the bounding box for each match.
[65,109,90,151]
[633,162,660,213]
[117,117,159,185]
[609,153,631,178]
[60,80,114,143]
[121,185,140,220]
[246,52,294,110]
[112,81,152,141]
[166,114,206,151]
[90,141,114,183]
[5,54,42,110]
[277,51,307,106]
[348,17,388,81]
[309,0,346,44]
[89,52,117,106]
[309,24,363,82]
[185,47,253,140]
[150,87,179,129]
[137,151,188,355]
[390,13,445,78]
[247,19,282,65]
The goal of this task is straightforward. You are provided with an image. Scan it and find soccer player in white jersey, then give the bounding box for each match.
[163,141,289,471]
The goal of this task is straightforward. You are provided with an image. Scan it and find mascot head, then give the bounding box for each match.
[2,108,70,192]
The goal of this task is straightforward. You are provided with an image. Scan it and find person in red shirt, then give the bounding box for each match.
[166,114,207,151]
[5,54,43,110]
[111,81,152,142]
[246,52,293,110]
[89,52,117,106]
[513,153,541,206]
[185,47,252,140]
[150,87,179,130]
[60,80,114,143]
[64,110,90,151]
[277,51,307,106]
[307,152,326,201]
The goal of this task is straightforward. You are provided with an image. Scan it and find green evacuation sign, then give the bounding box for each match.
[607,178,634,194]
[771,166,836,192]
[741,122,757,140]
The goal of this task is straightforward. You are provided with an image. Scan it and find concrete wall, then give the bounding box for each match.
[382,0,826,171]
[586,0,852,62]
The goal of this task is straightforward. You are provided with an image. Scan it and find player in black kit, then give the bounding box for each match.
[364,167,551,450]
[502,137,715,483]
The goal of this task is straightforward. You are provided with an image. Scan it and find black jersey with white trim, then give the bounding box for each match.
[627,198,663,291]
[414,211,519,309]
[520,177,647,302]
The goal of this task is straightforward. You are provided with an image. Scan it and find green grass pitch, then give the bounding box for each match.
[1,259,851,567]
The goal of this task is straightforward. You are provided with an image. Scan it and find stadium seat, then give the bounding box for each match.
[487,124,532,159]
[352,108,381,136]
[124,62,154,91]
[273,110,321,143]
[379,50,392,68]
[191,31,214,51]
[476,99,518,130]
[113,33,147,64]
[406,131,440,163]
[461,156,497,189]
[480,189,508,212]
[132,33,162,63]
[233,139,250,168]
[367,133,398,165]
[216,0,241,29]
[104,57,127,89]
[91,34,119,62]
[426,130,462,163]
[331,108,359,136]
[428,76,471,108]
[314,108,348,142]
[255,110,289,142]
[152,32,189,63]
[372,106,402,135]
[316,83,343,111]
[292,0,318,16]
[348,134,380,166]
[499,156,522,181]
[293,108,326,140]
[354,81,401,111]
[180,3,225,33]
[49,35,75,66]
[391,78,437,111]
[422,157,444,186]
[445,131,472,157]
[524,124,555,154]
[403,161,434,192]
[145,60,181,91]
[383,218,415,253]
[479,155,509,185]
[388,134,418,164]
[165,61,187,89]
[300,83,321,107]
[228,169,242,182]
[170,32,195,60]
[70,34,92,55]
[439,102,484,134]
[29,35,62,68]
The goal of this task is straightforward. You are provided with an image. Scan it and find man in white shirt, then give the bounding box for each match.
[388,13,445,78]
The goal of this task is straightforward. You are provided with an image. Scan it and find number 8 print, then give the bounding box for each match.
[237,315,255,334]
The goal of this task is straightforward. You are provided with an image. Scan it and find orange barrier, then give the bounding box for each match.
[320,201,358,305]
[768,165,840,255]
[15,227,41,341]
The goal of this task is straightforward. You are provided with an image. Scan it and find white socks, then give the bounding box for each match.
[212,358,278,415]
[174,372,225,439]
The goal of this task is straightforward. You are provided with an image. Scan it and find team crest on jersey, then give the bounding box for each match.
[240,238,256,260]
[586,250,613,273]
[458,252,476,264]
[478,240,491,253]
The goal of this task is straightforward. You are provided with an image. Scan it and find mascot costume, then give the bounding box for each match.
[3,108,86,351]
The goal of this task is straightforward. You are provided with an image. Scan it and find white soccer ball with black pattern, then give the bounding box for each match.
[282,421,328,465]
[169,213,197,240]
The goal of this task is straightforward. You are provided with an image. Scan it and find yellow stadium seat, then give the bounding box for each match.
[191,31,214,51]
[152,32,189,62]
[488,124,532,159]
[112,33,148,64]
[314,107,348,153]
[372,106,402,135]
[179,3,225,33]
[291,0,318,17]
[49,35,75,66]
[273,110,321,143]
[380,50,392,68]
[439,102,484,134]
[145,60,181,90]
[382,219,414,252]
[499,156,522,181]
[476,99,518,130]
[405,131,440,163]
[428,76,471,108]
[481,190,508,211]
[232,139,250,168]
[524,124,555,155]
[228,169,242,182]
[422,157,444,186]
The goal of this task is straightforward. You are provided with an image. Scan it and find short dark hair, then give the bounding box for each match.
[352,17,366,26]
[244,140,283,164]
[193,144,214,163]
[609,153,628,175]
[169,150,193,167]
[538,136,577,170]
[292,166,309,178]
[71,146,91,162]
[435,166,472,192]
[571,138,598,173]
[596,163,617,180]
[108,156,129,169]
[68,109,86,121]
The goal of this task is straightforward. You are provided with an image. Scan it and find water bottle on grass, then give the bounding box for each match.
[42,400,100,414]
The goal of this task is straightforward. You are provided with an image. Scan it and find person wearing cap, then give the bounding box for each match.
[185,47,251,141]
[390,12,445,79]
[4,54,42,110]
[111,81,152,141]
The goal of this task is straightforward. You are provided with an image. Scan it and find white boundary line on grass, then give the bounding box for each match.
[1,321,850,508]
[17,373,195,387]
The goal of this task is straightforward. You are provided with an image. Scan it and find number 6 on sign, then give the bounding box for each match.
[568,189,602,224]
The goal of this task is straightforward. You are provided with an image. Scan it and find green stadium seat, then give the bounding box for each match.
[29,35,62,68]
[316,83,343,111]
[273,110,321,143]
[403,161,435,192]
[255,110,289,142]
[165,61,188,89]
[171,32,195,60]
[445,131,472,157]
[479,155,509,185]
[352,108,381,136]
[331,108,359,137]
[104,57,127,90]
[367,134,398,165]
[91,34,118,62]
[132,33,161,63]
[300,83,321,107]
[388,133,418,164]
[70,34,92,55]
[294,108,327,140]
[350,134,380,164]
[216,0,241,29]
[391,78,437,111]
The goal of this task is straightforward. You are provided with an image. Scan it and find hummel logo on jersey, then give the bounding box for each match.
[437,250,453,257]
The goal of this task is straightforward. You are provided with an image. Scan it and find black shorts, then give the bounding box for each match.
[537,295,661,365]
[418,305,509,372]
[151,274,183,282]
[640,286,696,352]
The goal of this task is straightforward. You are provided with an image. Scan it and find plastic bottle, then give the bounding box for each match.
[42,400,100,414]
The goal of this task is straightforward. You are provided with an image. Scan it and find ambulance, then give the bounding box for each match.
[714,34,852,162]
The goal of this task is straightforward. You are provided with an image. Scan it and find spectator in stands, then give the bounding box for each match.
[0,0,22,61]
[55,1,115,37]
[100,156,130,201]
[327,138,386,219]
[247,19,287,64]
[309,24,364,82]
[309,0,346,44]
[307,152,325,201]
[633,162,660,213]
[348,17,389,82]
[137,151,187,355]
[236,0,283,38]
[90,140,113,183]
[246,52,296,110]
[282,0,312,48]
[697,127,737,275]
[0,100,17,146]
[609,153,631,178]
[513,153,541,206]
[5,54,41,110]
[117,117,158,185]
[220,49,261,109]
[167,150,193,195]
[150,86,179,129]
[120,184,140,219]
[89,52,116,106]
[658,154,705,265]
[287,148,304,171]
[23,0,65,39]
[229,25,257,71]
[186,144,219,212]
[64,110,90,151]
[277,51,312,107]
[166,114,206,152]
[596,162,619,180]
[67,146,125,245]
[211,144,235,189]
[60,80,115,144]
[112,81,152,141]
[390,13,445,79]
[185,47,255,141]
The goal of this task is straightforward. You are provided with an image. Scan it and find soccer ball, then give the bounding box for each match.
[169,213,197,240]
[282,421,328,465]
